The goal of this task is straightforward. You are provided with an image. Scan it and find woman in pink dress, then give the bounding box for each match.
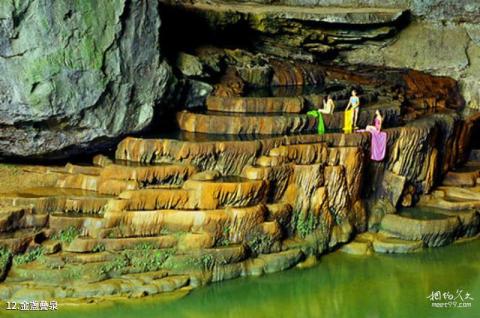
[362,110,387,161]
[366,110,383,133]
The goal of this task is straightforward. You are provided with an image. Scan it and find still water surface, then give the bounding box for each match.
[9,239,480,318]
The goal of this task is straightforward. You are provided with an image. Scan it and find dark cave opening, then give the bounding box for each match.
[158,3,260,67]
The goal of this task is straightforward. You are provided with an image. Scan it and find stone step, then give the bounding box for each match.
[64,236,178,253]
[99,163,197,185]
[436,186,480,201]
[41,251,117,266]
[442,170,479,187]
[103,205,266,243]
[116,137,264,175]
[108,176,268,212]
[205,90,380,114]
[6,261,106,286]
[92,154,114,167]
[379,213,461,247]
[419,193,480,211]
[351,232,424,254]
[0,205,49,234]
[372,236,423,254]
[183,177,268,209]
[242,164,294,202]
[206,95,305,113]
[57,174,139,195]
[0,188,111,214]
[48,214,106,238]
[114,133,367,170]
[0,206,30,233]
[162,244,246,272]
[65,163,103,176]
[339,239,373,255]
[0,230,46,254]
[177,101,400,135]
[108,188,190,211]
[177,110,316,135]
[432,209,480,238]
[69,274,189,299]
[2,271,189,300]
[269,143,328,165]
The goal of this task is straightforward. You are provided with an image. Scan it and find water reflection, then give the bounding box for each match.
[18,240,480,318]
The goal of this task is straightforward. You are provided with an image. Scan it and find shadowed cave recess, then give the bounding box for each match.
[0,0,479,304]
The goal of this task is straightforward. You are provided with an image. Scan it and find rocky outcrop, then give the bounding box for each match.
[0,0,173,158]
[161,1,408,61]
[379,213,461,247]
[206,96,305,113]
[228,0,480,23]
[341,21,480,111]
[177,110,317,135]
[161,1,480,112]
[1,109,479,300]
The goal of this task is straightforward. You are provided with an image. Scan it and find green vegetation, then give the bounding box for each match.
[173,254,216,271]
[216,225,231,247]
[129,249,176,272]
[92,243,106,253]
[0,248,12,280]
[99,255,129,275]
[248,234,273,255]
[159,228,170,235]
[200,254,215,270]
[295,212,318,238]
[162,252,217,271]
[98,248,177,276]
[65,265,83,281]
[134,242,154,250]
[0,248,11,261]
[13,247,44,265]
[51,226,81,244]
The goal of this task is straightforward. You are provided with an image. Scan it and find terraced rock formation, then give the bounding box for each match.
[1,99,477,301]
[0,0,479,304]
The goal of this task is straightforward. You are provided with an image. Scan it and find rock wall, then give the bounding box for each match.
[177,1,480,112]
[224,0,480,23]
[341,21,480,111]
[0,0,173,158]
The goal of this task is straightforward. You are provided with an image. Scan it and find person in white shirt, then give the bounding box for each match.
[319,95,335,115]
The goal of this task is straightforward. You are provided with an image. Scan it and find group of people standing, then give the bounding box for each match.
[307,89,386,161]
[311,89,383,133]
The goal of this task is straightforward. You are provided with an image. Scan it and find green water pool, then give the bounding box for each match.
[5,239,480,318]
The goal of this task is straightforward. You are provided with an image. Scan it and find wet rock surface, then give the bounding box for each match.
[161,0,408,61]
[0,0,173,158]
[0,0,479,303]
[2,113,478,300]
[379,213,461,247]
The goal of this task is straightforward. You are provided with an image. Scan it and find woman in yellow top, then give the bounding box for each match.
[345,90,360,130]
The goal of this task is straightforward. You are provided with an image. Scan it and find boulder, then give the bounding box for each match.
[0,0,173,158]
[379,213,460,247]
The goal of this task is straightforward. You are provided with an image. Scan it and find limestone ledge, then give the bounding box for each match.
[379,214,461,247]
[206,95,305,113]
[176,102,401,135]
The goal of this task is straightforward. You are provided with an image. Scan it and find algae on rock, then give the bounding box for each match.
[0,0,173,157]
